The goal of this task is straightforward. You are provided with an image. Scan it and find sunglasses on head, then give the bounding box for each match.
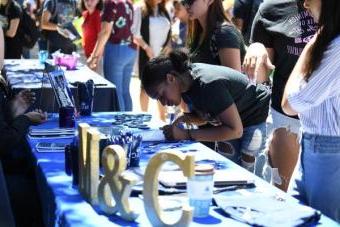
[181,0,195,7]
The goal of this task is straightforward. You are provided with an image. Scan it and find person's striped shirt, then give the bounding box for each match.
[287,35,340,136]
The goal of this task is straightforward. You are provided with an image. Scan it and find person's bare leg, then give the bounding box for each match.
[140,88,149,112]
[268,128,299,191]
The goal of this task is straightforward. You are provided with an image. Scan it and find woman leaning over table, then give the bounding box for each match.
[282,0,340,221]
[141,49,270,174]
[182,0,253,172]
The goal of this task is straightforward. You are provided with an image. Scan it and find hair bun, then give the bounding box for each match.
[168,48,190,73]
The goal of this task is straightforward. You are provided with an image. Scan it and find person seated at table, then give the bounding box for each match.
[0,84,47,226]
[141,49,270,175]
[0,27,47,227]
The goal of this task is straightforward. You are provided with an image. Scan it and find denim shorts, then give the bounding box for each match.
[267,107,301,135]
[216,122,267,174]
[261,107,301,184]
[288,133,340,222]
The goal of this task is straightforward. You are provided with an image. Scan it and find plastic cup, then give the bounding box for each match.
[39,50,48,64]
[187,164,215,218]
[59,106,75,128]
[77,80,94,116]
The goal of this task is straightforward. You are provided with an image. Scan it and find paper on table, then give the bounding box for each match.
[29,128,75,138]
[214,192,320,227]
[134,129,165,142]
[64,66,111,86]
[35,142,67,152]
[158,168,254,188]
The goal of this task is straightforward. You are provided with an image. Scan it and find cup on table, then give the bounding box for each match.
[59,106,75,128]
[39,50,48,64]
[187,164,215,218]
[77,80,94,116]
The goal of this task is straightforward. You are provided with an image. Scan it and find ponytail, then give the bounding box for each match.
[168,48,190,73]
[141,48,191,92]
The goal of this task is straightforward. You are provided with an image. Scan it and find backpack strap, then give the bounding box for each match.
[49,0,58,21]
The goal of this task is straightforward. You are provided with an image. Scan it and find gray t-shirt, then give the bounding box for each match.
[182,63,270,128]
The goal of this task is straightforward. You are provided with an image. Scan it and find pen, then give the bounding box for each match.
[213,183,256,194]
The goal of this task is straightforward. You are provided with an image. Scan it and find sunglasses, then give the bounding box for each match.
[181,0,196,7]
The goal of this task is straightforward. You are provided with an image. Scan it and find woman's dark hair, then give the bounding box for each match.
[80,0,103,12]
[304,0,340,80]
[188,0,231,51]
[141,49,190,92]
[143,0,168,18]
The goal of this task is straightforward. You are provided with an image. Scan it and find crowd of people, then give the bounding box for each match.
[0,0,339,226]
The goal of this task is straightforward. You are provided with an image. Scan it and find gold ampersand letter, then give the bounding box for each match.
[97,145,139,221]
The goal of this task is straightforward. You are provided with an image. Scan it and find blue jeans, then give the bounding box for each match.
[217,122,267,174]
[289,133,340,222]
[103,43,136,111]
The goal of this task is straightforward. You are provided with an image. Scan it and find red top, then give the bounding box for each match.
[82,9,101,58]
[101,0,135,48]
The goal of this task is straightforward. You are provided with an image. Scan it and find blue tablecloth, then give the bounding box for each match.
[28,113,338,227]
